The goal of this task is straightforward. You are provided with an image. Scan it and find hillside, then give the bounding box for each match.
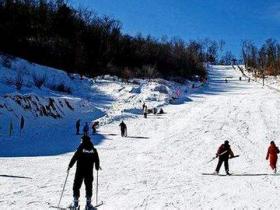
[0,56,197,157]
[1,62,280,209]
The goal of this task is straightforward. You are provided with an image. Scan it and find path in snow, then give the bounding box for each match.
[1,66,280,209]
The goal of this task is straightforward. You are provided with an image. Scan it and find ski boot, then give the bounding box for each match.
[85,198,96,210]
[69,197,80,210]
[226,171,231,176]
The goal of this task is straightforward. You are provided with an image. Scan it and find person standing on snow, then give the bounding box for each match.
[143,105,148,118]
[119,121,127,137]
[68,135,100,209]
[76,119,81,135]
[83,122,89,136]
[266,141,280,173]
[215,140,234,175]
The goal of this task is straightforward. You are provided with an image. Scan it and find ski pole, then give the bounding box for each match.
[207,150,228,163]
[57,170,69,208]
[96,170,99,206]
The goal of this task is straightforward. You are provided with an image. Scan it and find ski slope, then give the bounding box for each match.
[1,65,280,209]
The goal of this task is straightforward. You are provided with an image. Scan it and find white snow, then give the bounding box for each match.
[1,60,280,209]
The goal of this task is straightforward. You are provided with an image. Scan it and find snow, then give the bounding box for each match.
[1,60,280,209]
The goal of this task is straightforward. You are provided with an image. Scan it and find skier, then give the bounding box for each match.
[92,121,99,135]
[266,141,280,173]
[215,140,234,175]
[9,120,13,137]
[158,108,165,114]
[20,116,24,136]
[248,78,250,83]
[143,106,148,118]
[153,108,157,115]
[119,121,127,137]
[76,119,81,135]
[239,77,242,81]
[142,102,146,110]
[68,135,100,210]
[225,78,228,83]
[83,122,89,136]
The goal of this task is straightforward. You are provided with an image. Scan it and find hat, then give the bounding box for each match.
[224,140,229,145]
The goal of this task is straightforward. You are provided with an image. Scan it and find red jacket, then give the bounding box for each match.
[266,145,280,160]
[217,144,234,159]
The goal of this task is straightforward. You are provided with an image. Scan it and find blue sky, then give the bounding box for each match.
[70,0,280,58]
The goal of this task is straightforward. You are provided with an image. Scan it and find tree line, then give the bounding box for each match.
[242,39,280,76]
[0,0,234,80]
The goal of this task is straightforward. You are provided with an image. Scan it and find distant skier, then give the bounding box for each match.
[143,106,148,118]
[266,141,280,173]
[142,103,146,110]
[20,116,24,136]
[119,121,127,137]
[215,140,234,175]
[153,108,157,115]
[92,121,99,135]
[76,119,81,135]
[239,77,242,81]
[158,108,165,114]
[9,120,13,137]
[68,135,100,209]
[83,122,89,136]
[225,78,228,83]
[248,78,250,83]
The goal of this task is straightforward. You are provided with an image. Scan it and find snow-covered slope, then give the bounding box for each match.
[2,62,280,209]
[0,56,196,156]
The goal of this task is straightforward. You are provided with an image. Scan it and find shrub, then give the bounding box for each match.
[15,71,24,90]
[47,82,72,94]
[32,73,46,89]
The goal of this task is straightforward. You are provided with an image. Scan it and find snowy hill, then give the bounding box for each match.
[2,59,280,209]
[0,56,197,156]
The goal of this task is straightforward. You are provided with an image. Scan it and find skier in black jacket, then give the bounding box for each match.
[68,135,100,209]
[119,121,127,137]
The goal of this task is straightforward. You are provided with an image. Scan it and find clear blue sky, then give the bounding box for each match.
[70,0,280,58]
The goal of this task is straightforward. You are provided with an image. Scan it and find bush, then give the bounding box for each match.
[47,82,72,94]
[1,55,12,69]
[32,73,46,89]
[5,71,24,90]
[15,71,24,90]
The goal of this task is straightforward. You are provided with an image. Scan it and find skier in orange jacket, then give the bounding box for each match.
[266,141,280,173]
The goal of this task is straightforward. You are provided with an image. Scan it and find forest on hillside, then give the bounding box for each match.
[0,0,235,80]
[242,39,280,77]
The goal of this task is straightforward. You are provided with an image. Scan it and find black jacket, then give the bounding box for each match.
[119,122,127,130]
[69,140,100,173]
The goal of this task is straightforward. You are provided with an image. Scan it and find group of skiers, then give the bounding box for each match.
[142,102,165,118]
[76,120,99,136]
[225,77,251,83]
[214,140,280,175]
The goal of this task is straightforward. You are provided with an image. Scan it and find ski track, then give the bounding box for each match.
[1,66,280,209]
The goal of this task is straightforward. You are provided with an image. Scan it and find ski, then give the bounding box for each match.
[50,205,80,210]
[94,201,104,208]
[202,173,231,176]
[84,201,104,210]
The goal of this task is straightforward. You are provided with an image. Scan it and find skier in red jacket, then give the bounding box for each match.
[266,141,280,173]
[215,140,234,175]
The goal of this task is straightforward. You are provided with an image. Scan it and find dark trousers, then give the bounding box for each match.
[73,172,93,198]
[121,128,127,137]
[215,158,229,173]
[76,127,80,135]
